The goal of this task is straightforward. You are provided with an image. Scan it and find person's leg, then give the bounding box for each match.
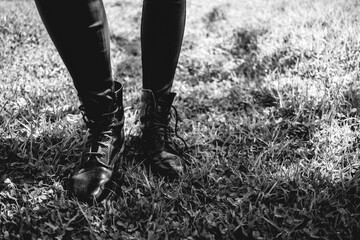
[35,0,113,95]
[140,0,186,177]
[35,0,124,202]
[141,0,186,98]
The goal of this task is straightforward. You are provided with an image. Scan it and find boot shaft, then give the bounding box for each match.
[78,81,124,127]
[78,81,123,121]
[139,89,176,130]
[139,89,176,154]
[79,81,125,167]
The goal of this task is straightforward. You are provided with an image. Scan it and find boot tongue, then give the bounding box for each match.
[156,92,176,121]
[79,89,115,162]
[83,123,111,167]
[140,90,176,127]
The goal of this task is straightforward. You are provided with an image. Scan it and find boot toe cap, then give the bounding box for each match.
[72,167,113,203]
[151,151,184,178]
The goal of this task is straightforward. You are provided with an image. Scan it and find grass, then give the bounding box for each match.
[1,0,360,239]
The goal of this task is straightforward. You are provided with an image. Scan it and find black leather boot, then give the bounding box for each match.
[139,89,184,178]
[72,81,125,202]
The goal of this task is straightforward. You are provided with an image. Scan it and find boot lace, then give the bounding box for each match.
[151,105,188,150]
[80,106,119,164]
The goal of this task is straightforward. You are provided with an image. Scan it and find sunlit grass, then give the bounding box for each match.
[1,0,360,239]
